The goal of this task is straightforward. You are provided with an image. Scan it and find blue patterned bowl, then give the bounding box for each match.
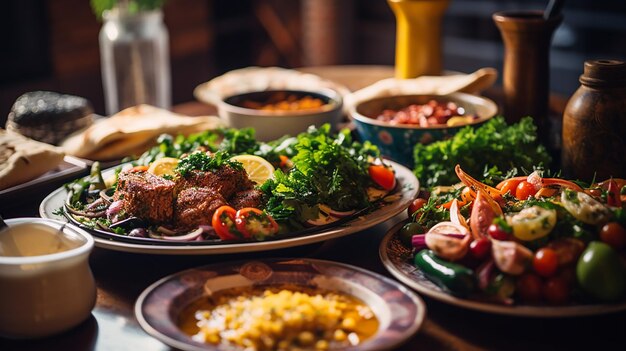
[350,93,498,167]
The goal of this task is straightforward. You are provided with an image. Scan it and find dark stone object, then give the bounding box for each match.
[6,91,94,145]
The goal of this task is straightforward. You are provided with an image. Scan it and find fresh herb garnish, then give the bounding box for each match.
[261,125,380,221]
[175,151,242,177]
[413,117,551,188]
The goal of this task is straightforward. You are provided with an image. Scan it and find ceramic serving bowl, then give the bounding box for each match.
[136,258,426,351]
[216,88,343,141]
[0,218,96,339]
[350,92,498,167]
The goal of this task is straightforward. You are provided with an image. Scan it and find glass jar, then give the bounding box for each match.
[99,8,171,115]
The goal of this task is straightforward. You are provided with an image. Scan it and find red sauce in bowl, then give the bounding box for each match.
[376,100,477,127]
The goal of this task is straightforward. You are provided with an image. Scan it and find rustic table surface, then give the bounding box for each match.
[2,66,623,351]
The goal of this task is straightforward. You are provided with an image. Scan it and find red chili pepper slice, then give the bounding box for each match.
[606,179,620,207]
[368,164,396,191]
[235,208,279,239]
[211,205,240,240]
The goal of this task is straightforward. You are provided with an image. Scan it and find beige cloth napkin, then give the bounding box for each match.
[62,105,223,161]
[0,129,65,190]
[344,68,498,108]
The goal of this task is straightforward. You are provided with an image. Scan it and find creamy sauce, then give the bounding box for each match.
[0,223,83,257]
[179,285,379,351]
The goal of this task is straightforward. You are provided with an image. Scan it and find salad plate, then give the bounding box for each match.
[380,221,626,317]
[40,160,418,255]
[135,258,426,351]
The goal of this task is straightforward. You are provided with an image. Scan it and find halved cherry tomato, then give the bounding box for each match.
[515,181,538,200]
[369,164,396,191]
[211,205,240,240]
[235,208,279,239]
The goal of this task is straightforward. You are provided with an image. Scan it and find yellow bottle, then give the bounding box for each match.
[388,0,450,78]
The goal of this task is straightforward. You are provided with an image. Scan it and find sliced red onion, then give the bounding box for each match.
[441,233,467,239]
[66,206,106,218]
[306,212,339,226]
[411,234,427,250]
[477,259,495,291]
[107,200,124,217]
[99,189,114,204]
[148,230,163,239]
[318,204,356,218]
[161,227,204,241]
[156,226,178,235]
[86,198,106,211]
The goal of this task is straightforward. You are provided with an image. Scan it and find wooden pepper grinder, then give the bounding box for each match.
[493,11,562,146]
[562,59,626,181]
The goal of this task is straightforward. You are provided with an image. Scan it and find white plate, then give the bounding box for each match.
[40,160,418,255]
[379,220,626,317]
[135,258,426,351]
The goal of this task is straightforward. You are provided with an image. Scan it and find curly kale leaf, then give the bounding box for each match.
[413,116,551,188]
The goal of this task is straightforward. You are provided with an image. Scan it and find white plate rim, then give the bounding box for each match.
[379,220,626,318]
[40,160,418,255]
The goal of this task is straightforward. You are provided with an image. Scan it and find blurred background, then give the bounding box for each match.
[1,0,625,120]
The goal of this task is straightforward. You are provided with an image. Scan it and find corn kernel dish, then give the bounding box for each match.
[179,286,379,351]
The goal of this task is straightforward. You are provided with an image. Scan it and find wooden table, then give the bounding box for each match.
[2,66,624,351]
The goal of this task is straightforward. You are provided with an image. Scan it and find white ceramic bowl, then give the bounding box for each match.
[0,218,96,338]
[216,89,343,141]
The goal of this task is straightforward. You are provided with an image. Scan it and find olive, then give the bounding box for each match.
[398,222,425,247]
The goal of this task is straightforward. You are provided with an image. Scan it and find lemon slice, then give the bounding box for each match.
[230,155,275,185]
[446,116,474,127]
[147,157,179,177]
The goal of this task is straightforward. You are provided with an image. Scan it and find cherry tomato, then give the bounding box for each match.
[487,223,510,241]
[408,198,427,217]
[368,164,396,191]
[497,177,525,196]
[211,205,240,240]
[515,181,538,200]
[516,273,543,303]
[279,155,292,168]
[235,208,279,239]
[542,276,570,305]
[599,222,626,250]
[469,238,492,261]
[533,248,559,277]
